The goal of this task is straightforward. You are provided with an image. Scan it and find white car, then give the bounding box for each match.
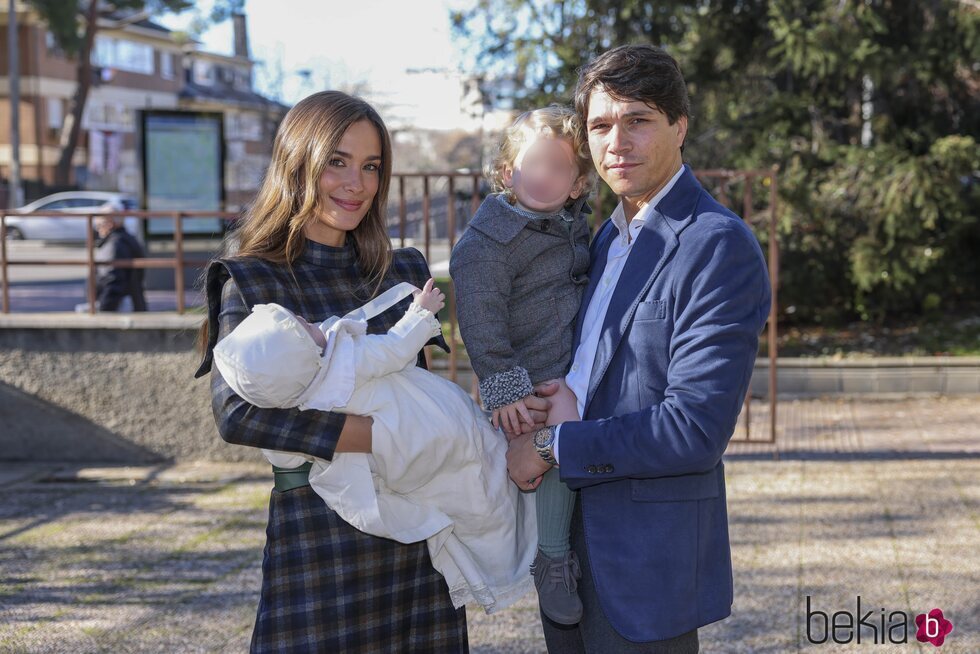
[2,192,140,242]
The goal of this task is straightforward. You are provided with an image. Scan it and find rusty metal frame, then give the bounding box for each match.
[693,168,779,444]
[1,210,237,314]
[1,168,779,443]
[387,168,779,445]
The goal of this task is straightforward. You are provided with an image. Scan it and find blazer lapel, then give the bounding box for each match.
[583,166,703,415]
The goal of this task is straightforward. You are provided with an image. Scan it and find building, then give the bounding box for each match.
[0,3,286,210]
[177,14,284,210]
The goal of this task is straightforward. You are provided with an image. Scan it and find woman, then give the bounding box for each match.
[194,91,468,652]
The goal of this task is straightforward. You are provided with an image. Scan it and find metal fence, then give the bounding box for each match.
[0,168,779,442]
[394,169,780,444]
[0,210,238,314]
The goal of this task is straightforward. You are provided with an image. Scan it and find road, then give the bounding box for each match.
[0,241,203,312]
[1,241,92,283]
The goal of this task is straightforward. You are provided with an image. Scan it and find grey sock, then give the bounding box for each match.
[535,467,577,557]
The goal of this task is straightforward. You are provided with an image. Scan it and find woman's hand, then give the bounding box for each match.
[491,397,533,434]
[413,278,445,314]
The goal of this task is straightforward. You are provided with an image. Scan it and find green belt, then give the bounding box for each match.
[272,461,313,492]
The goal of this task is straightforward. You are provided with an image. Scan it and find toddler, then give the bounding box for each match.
[450,105,592,624]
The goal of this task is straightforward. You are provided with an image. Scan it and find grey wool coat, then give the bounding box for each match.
[450,193,590,411]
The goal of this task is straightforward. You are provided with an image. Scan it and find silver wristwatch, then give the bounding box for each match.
[533,425,558,466]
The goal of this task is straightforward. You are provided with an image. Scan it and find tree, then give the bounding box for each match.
[453,0,980,322]
[26,0,244,186]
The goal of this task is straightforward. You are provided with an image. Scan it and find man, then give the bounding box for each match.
[506,44,771,652]
[94,215,147,312]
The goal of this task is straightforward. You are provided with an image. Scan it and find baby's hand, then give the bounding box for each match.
[413,278,445,314]
[491,396,533,434]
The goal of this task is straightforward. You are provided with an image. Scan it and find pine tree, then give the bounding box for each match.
[453,0,979,322]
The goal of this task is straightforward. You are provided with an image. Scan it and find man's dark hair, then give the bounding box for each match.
[573,44,690,126]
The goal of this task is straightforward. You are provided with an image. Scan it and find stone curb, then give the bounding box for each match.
[0,312,203,330]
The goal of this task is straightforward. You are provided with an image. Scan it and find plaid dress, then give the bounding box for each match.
[195,238,468,653]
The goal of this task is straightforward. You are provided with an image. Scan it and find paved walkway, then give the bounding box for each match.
[0,397,977,653]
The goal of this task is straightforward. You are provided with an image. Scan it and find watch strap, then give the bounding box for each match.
[535,425,558,466]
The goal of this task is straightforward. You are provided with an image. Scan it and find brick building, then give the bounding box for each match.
[0,4,286,210]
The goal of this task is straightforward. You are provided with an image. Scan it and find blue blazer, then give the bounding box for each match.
[558,165,771,642]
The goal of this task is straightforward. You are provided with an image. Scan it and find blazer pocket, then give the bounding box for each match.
[630,468,720,502]
[634,299,667,321]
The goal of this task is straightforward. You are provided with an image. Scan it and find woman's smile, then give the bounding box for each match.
[330,196,365,212]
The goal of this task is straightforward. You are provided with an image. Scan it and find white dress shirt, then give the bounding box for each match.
[554,165,685,463]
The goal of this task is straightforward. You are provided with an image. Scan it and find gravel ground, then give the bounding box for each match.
[1,397,977,653]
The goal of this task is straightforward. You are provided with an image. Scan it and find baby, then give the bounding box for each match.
[212,279,536,614]
[450,105,592,624]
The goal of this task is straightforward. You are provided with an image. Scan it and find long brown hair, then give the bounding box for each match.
[197,91,394,354]
[237,90,393,280]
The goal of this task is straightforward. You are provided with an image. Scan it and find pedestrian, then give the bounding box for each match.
[194,91,469,652]
[504,44,772,653]
[92,215,147,312]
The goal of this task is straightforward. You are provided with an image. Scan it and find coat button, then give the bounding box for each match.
[605,465,615,473]
[587,465,597,474]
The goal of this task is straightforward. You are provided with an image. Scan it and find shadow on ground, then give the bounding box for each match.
[0,381,163,463]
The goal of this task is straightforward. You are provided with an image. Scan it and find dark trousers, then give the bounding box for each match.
[540,499,700,654]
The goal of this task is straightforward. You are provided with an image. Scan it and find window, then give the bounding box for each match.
[160,52,174,79]
[224,112,261,141]
[45,31,60,54]
[37,199,70,211]
[47,98,63,129]
[193,60,213,86]
[66,199,107,208]
[235,69,250,91]
[92,36,154,75]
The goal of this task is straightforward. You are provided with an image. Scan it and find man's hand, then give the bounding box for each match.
[506,431,551,491]
[501,381,560,441]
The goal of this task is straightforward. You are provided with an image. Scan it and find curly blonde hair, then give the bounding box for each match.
[486,105,594,204]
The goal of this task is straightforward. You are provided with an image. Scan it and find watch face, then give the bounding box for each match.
[534,427,553,448]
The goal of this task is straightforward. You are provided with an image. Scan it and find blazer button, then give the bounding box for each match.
[587,465,597,474]
[606,464,615,473]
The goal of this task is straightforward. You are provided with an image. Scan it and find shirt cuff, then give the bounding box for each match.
[553,424,561,465]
